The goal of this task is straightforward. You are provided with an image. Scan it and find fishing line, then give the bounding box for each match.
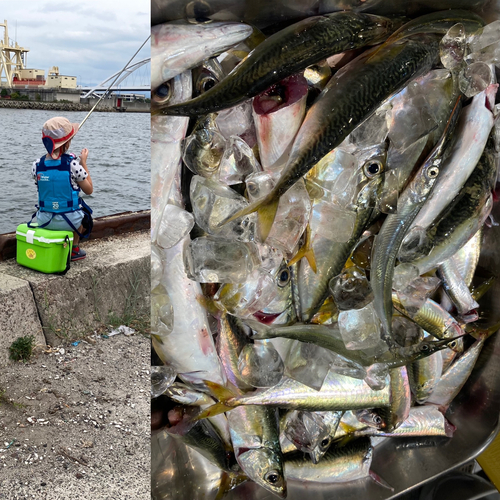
[79,35,151,130]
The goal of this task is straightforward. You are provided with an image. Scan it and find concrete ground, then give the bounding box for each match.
[0,332,150,500]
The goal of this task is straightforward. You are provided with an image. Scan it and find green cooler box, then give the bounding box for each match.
[16,224,73,273]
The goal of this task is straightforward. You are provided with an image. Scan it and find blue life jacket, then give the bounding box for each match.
[36,154,81,213]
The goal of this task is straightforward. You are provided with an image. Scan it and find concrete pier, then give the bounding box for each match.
[0,230,150,361]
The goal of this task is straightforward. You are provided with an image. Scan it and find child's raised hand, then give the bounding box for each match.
[80,148,89,162]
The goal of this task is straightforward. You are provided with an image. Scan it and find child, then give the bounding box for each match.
[31,117,93,261]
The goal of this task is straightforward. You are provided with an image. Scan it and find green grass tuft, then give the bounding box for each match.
[9,335,36,362]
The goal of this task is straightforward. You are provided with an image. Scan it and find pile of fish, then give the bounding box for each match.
[151,7,500,498]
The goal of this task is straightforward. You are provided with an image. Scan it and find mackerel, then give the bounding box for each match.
[161,12,399,116]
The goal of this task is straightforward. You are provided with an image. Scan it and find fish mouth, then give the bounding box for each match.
[253,74,308,115]
[253,311,282,324]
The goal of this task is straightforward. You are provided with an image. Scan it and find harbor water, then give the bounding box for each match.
[0,108,150,234]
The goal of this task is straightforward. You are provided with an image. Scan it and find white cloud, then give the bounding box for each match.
[2,0,150,86]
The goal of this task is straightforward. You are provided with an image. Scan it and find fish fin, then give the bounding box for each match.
[471,276,497,301]
[204,380,238,403]
[369,470,394,491]
[243,318,271,339]
[288,225,317,273]
[256,197,280,242]
[466,321,500,340]
[214,471,248,500]
[194,402,234,420]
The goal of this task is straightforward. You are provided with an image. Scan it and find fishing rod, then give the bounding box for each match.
[79,35,151,130]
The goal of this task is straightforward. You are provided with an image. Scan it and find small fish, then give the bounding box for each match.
[228,406,286,497]
[160,12,400,116]
[151,21,252,91]
[371,95,461,342]
[223,36,440,241]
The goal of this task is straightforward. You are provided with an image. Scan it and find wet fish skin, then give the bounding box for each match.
[151,21,252,91]
[406,134,498,275]
[224,36,440,241]
[228,406,286,498]
[217,313,255,392]
[284,437,373,483]
[166,406,236,472]
[244,318,461,369]
[300,160,385,323]
[437,258,479,315]
[371,95,461,342]
[426,337,485,411]
[160,12,400,116]
[409,349,443,404]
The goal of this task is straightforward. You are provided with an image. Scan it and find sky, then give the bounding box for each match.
[1,0,150,88]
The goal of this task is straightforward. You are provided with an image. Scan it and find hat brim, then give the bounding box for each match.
[44,123,79,158]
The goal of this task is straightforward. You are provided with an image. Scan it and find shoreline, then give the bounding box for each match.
[0,100,150,113]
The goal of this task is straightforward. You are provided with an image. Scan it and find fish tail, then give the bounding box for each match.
[471,276,497,301]
[288,224,317,273]
[466,321,500,341]
[214,471,248,500]
[194,402,235,421]
[256,196,280,242]
[204,380,238,404]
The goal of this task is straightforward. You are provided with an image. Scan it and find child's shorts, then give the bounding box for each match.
[36,209,84,232]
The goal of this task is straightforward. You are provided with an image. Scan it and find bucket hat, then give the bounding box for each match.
[42,117,79,159]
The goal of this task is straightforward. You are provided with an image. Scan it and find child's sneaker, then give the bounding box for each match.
[71,247,86,261]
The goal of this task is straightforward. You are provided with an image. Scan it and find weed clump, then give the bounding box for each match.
[9,335,36,362]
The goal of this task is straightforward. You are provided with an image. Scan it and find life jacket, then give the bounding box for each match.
[35,153,81,213]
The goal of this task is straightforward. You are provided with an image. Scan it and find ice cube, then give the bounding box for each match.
[459,62,494,97]
[151,244,163,290]
[388,94,436,151]
[182,125,226,177]
[218,136,261,185]
[216,101,257,147]
[338,303,381,350]
[215,268,277,317]
[329,265,373,311]
[396,276,441,313]
[310,201,357,243]
[155,204,195,249]
[283,410,330,456]
[328,353,367,380]
[237,341,284,387]
[440,23,466,70]
[266,179,312,255]
[285,341,336,390]
[151,284,174,337]
[364,363,389,390]
[184,236,259,283]
[190,175,257,241]
[393,263,420,292]
[347,108,389,148]
[151,365,176,398]
[468,20,500,54]
[246,171,276,202]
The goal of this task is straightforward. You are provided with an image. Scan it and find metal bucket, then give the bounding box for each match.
[151,2,500,497]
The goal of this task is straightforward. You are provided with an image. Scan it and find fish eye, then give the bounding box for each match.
[265,471,280,484]
[277,268,291,287]
[197,76,217,94]
[420,343,430,351]
[363,160,383,178]
[426,166,439,178]
[153,82,172,104]
[320,438,330,448]
[373,415,383,425]
[449,340,457,349]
